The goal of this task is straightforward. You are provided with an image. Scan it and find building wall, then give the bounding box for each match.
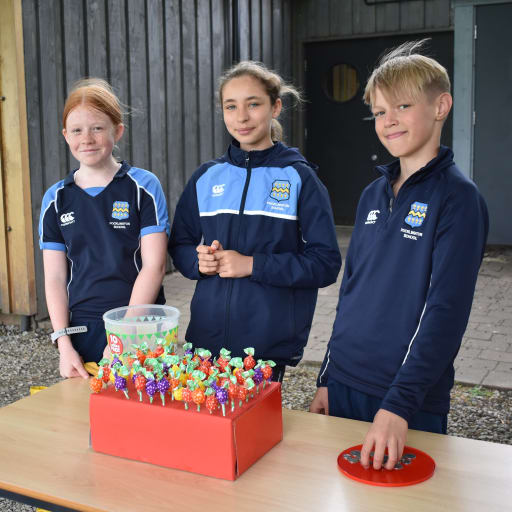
[22,0,292,318]
[291,0,453,147]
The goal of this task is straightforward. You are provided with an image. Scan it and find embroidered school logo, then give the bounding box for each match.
[270,180,290,202]
[112,201,129,220]
[365,209,380,225]
[405,202,428,228]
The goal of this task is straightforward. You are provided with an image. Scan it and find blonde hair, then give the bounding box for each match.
[62,78,124,128]
[363,39,450,106]
[218,61,302,142]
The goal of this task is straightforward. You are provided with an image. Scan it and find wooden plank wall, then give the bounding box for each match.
[21,0,292,318]
[0,0,36,316]
[237,0,293,143]
[291,0,453,146]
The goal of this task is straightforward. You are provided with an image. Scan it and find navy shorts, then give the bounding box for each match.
[327,380,447,434]
[69,318,107,363]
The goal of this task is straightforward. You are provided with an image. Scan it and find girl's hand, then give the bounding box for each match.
[196,240,223,275]
[215,249,253,278]
[57,337,89,379]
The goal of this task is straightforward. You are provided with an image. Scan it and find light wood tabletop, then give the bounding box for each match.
[0,378,511,512]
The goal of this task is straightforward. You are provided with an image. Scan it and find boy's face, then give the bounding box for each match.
[371,86,451,170]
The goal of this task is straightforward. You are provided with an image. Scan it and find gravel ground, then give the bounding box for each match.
[0,324,511,510]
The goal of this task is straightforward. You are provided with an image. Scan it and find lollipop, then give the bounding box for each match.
[216,382,229,417]
[154,338,165,357]
[131,360,142,383]
[144,356,159,374]
[242,370,255,399]
[164,354,181,382]
[191,370,207,390]
[259,359,276,388]
[134,371,147,402]
[167,370,181,400]
[132,342,149,365]
[217,348,231,371]
[197,349,212,375]
[191,382,206,412]
[243,347,256,370]
[114,365,130,399]
[227,376,238,412]
[181,381,193,410]
[173,386,184,402]
[122,350,136,368]
[110,355,121,368]
[229,357,245,385]
[89,370,103,394]
[205,388,218,414]
[182,342,194,364]
[145,372,157,404]
[98,358,111,386]
[218,368,232,389]
[208,366,220,381]
[252,365,264,393]
[156,371,170,406]
[238,377,255,407]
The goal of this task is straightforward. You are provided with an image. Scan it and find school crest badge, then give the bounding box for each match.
[405,202,428,228]
[270,180,290,202]
[112,201,129,220]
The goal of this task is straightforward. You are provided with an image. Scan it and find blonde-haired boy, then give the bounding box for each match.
[311,40,488,471]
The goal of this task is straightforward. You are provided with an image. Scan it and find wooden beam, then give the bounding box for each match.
[0,107,9,312]
[0,0,36,315]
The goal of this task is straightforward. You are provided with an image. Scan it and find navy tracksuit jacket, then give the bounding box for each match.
[169,141,341,366]
[318,146,489,422]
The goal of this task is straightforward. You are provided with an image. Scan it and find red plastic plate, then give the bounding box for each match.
[337,444,435,487]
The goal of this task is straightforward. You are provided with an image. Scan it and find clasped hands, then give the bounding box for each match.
[197,240,253,278]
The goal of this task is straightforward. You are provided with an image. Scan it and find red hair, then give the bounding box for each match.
[62,78,123,128]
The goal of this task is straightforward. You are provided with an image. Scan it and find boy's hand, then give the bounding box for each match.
[309,386,329,414]
[360,409,407,470]
[214,249,253,278]
[196,240,223,275]
[58,337,89,379]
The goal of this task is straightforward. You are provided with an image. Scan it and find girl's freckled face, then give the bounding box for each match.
[63,106,122,169]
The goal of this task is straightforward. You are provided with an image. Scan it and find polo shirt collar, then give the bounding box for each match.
[63,161,130,186]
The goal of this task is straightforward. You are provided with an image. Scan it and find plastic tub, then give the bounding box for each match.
[103,304,180,356]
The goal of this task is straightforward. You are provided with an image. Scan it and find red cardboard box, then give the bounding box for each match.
[90,382,282,480]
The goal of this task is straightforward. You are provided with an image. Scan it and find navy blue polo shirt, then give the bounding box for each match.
[39,162,169,319]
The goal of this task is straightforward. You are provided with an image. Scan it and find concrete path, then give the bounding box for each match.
[164,227,512,389]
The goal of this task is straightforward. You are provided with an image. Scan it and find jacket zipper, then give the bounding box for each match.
[224,153,252,347]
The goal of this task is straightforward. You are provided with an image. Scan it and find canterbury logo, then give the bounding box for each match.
[60,212,75,223]
[365,209,380,224]
[212,184,225,195]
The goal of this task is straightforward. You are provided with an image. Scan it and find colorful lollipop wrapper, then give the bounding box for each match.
[145,371,157,404]
[243,347,256,370]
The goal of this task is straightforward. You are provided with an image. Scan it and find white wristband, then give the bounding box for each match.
[50,326,88,344]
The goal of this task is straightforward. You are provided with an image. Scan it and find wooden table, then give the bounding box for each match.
[0,378,511,512]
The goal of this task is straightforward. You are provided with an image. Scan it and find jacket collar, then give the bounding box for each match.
[225,139,284,167]
[376,145,454,185]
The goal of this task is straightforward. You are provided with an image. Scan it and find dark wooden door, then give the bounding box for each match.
[305,34,454,225]
[473,4,512,245]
